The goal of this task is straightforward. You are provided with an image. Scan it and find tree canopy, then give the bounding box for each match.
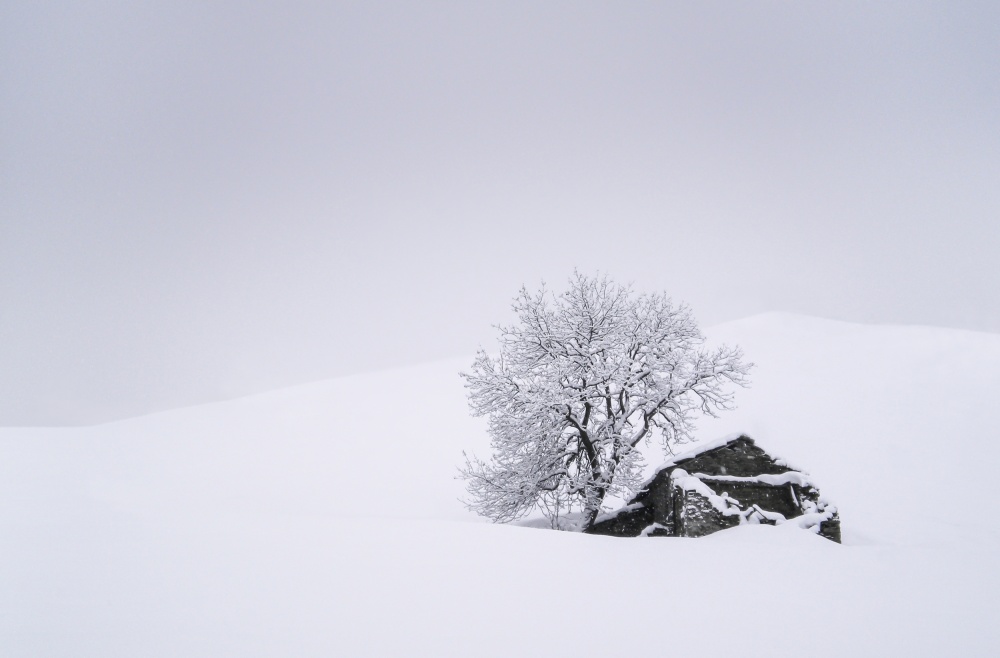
[460,273,752,531]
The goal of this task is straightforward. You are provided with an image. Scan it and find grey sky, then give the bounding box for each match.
[2,2,998,425]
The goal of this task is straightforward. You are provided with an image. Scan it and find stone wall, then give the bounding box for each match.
[589,503,655,537]
[699,480,805,520]
[675,488,740,538]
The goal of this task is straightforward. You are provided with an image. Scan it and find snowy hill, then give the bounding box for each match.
[2,314,999,656]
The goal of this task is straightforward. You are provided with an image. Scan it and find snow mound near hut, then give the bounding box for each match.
[1,313,998,656]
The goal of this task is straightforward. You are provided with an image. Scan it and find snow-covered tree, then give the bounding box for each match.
[460,273,752,531]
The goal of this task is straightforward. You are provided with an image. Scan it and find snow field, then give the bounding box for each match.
[2,313,999,656]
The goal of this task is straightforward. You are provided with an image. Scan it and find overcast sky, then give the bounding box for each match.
[2,2,998,425]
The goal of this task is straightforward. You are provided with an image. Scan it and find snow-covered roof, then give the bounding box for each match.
[654,432,750,472]
[637,432,806,493]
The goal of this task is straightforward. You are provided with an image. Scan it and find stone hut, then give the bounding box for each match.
[589,434,841,543]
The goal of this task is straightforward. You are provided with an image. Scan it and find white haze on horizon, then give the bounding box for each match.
[2,2,998,425]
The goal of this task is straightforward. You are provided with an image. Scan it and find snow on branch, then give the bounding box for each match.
[459,272,753,531]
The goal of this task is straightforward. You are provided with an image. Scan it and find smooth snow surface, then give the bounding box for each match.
[2,314,999,656]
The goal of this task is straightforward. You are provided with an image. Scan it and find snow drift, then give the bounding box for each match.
[1,313,998,656]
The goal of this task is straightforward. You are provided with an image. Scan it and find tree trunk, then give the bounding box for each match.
[580,486,608,532]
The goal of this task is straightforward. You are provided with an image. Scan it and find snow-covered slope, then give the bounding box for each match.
[2,314,998,656]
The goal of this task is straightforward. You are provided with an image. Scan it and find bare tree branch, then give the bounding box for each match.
[459,273,753,530]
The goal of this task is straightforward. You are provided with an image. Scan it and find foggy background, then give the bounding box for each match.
[2,2,998,426]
